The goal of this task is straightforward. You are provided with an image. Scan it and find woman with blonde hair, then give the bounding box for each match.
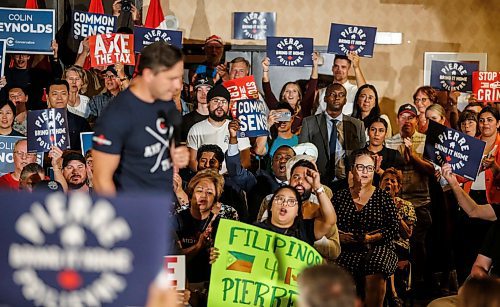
[62,65,90,118]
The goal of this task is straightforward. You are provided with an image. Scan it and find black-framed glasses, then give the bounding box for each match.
[355,164,375,173]
[273,195,298,207]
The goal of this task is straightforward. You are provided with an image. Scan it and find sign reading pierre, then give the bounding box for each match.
[327,23,377,57]
[134,26,182,52]
[424,120,486,181]
[0,7,55,54]
[430,60,479,93]
[267,36,313,67]
[233,12,276,40]
[27,108,70,152]
[208,219,322,307]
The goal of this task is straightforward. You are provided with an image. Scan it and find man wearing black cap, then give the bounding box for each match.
[61,152,90,193]
[187,84,251,173]
[386,103,434,293]
[88,66,126,125]
[181,76,214,141]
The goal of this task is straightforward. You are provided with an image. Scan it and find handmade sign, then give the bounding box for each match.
[27,108,69,152]
[233,12,276,40]
[327,23,377,57]
[0,7,55,54]
[207,219,322,306]
[133,26,182,52]
[236,99,269,138]
[267,36,313,67]
[0,136,43,175]
[472,71,500,102]
[430,60,479,92]
[223,75,260,118]
[72,11,117,40]
[424,120,486,180]
[0,192,170,306]
[89,33,135,66]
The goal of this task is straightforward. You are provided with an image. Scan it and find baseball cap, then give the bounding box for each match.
[194,76,214,90]
[33,180,64,193]
[292,143,318,161]
[207,84,231,103]
[103,65,118,76]
[397,103,418,117]
[62,152,86,169]
[204,35,224,46]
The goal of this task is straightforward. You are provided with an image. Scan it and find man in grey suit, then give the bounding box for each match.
[299,83,366,190]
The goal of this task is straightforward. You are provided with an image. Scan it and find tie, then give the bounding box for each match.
[329,119,338,159]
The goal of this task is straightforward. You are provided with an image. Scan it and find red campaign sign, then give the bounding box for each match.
[89,33,135,67]
[223,75,260,118]
[472,71,500,102]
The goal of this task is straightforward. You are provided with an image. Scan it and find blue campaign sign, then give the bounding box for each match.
[236,99,269,138]
[0,7,55,54]
[27,108,70,152]
[233,12,276,40]
[267,36,313,67]
[72,10,117,40]
[0,191,170,306]
[80,132,94,156]
[0,39,6,76]
[424,120,486,180]
[0,136,44,175]
[327,23,377,57]
[133,26,182,52]
[430,60,479,93]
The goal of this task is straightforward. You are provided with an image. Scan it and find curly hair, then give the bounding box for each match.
[186,168,225,202]
[412,86,438,105]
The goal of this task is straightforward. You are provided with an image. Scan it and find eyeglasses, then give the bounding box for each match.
[14,151,37,158]
[355,164,375,173]
[414,97,429,103]
[103,75,117,80]
[210,98,228,105]
[273,195,298,207]
[327,92,346,98]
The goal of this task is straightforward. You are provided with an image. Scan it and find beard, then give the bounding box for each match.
[68,181,86,190]
[301,188,312,201]
[209,109,227,122]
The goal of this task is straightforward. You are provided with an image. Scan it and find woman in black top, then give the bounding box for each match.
[0,100,23,136]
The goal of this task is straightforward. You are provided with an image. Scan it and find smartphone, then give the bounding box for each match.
[276,111,292,122]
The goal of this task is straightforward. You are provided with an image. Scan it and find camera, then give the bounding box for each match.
[121,0,132,12]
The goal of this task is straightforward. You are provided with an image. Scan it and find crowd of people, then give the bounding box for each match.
[1,7,499,306]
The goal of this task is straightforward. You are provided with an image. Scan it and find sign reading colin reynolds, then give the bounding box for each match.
[327,23,377,57]
[430,60,479,93]
[236,99,269,138]
[424,120,485,180]
[0,136,44,175]
[0,192,169,306]
[133,26,182,52]
[207,219,322,307]
[27,108,69,152]
[267,36,313,67]
[72,11,117,40]
[0,7,55,54]
[472,71,500,102]
[233,12,276,40]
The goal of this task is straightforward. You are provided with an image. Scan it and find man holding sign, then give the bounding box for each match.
[93,42,188,195]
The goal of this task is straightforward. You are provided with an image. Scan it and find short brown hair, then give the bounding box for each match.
[186,169,224,202]
[381,167,403,186]
[413,86,438,104]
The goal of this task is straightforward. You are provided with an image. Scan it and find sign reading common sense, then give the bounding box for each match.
[0,7,55,54]
[233,12,276,40]
[236,99,269,138]
[472,71,500,102]
[0,192,170,306]
[424,120,486,180]
[430,60,479,93]
[27,108,70,152]
[207,219,322,306]
[72,10,117,40]
[133,26,182,52]
[266,36,313,67]
[327,23,377,57]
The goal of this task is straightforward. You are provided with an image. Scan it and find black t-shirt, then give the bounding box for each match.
[254,219,316,246]
[175,209,220,283]
[93,89,181,192]
[181,110,208,141]
[479,220,500,277]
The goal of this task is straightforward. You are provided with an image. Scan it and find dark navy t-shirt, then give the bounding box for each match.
[93,89,181,192]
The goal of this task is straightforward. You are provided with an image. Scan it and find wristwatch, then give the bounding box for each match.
[315,186,325,195]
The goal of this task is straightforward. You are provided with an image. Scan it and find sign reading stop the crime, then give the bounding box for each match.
[472,71,500,102]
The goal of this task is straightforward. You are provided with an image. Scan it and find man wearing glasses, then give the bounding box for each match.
[300,83,366,190]
[0,139,37,190]
[187,84,251,173]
